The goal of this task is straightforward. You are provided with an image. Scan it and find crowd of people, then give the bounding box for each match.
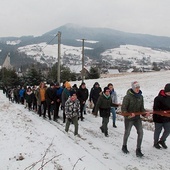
[2,81,170,158]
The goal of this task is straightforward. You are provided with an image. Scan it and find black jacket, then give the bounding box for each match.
[45,87,56,105]
[153,90,170,123]
[77,87,89,104]
[89,86,102,103]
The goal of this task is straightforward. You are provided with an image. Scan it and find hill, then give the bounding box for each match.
[1,71,170,169]
[1,23,170,70]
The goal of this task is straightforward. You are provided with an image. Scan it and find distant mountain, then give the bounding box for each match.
[1,23,170,66]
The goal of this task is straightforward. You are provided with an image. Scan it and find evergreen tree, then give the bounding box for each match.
[88,67,100,79]
[24,66,44,86]
[47,64,77,83]
[0,68,20,87]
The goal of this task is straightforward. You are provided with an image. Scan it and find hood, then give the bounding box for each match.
[158,89,166,97]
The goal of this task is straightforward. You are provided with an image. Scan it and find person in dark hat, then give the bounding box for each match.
[94,87,120,137]
[153,83,170,149]
[53,82,63,121]
[45,82,56,120]
[77,82,89,121]
[89,82,102,115]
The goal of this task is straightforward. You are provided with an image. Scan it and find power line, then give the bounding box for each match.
[40,34,58,52]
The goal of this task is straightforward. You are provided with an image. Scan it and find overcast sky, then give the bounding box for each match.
[1,0,170,37]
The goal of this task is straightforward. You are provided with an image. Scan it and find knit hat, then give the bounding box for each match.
[55,82,60,86]
[103,87,110,93]
[164,83,170,92]
[65,81,71,88]
[81,82,86,86]
[131,81,140,90]
[50,82,55,87]
[94,82,99,86]
[70,90,76,96]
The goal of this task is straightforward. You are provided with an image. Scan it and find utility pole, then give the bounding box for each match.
[57,31,61,84]
[81,39,85,82]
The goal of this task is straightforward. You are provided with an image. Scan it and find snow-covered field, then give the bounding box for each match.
[1,71,170,170]
[101,45,170,63]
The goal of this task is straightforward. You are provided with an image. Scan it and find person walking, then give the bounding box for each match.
[53,82,63,121]
[25,86,34,111]
[77,82,89,121]
[19,86,25,105]
[65,91,80,137]
[89,82,102,115]
[121,81,150,157]
[94,87,120,137]
[32,85,38,112]
[35,82,47,118]
[61,81,72,123]
[108,83,118,128]
[45,82,56,120]
[153,83,170,149]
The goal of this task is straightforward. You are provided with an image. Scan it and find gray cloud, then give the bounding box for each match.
[0,0,170,37]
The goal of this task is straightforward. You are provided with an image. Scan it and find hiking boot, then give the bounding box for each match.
[113,123,117,128]
[136,148,144,157]
[80,117,84,121]
[100,127,104,133]
[105,132,109,137]
[122,145,129,154]
[159,141,168,149]
[153,142,161,149]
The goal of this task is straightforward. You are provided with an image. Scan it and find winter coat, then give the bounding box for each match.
[45,87,56,105]
[110,89,118,106]
[55,87,63,101]
[95,93,118,118]
[77,87,89,104]
[35,87,47,105]
[65,97,80,119]
[61,88,71,107]
[153,90,170,123]
[121,88,145,120]
[19,89,25,98]
[89,86,102,103]
[25,91,34,104]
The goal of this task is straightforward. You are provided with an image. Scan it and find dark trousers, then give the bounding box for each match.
[47,103,53,120]
[123,118,143,149]
[65,116,79,135]
[154,122,170,144]
[28,102,32,110]
[33,101,37,111]
[80,103,85,119]
[92,101,97,113]
[101,117,109,134]
[38,101,46,117]
[53,101,60,120]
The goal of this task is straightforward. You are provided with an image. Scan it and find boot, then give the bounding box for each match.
[136,148,144,157]
[104,131,109,137]
[159,141,168,149]
[100,127,104,133]
[80,117,84,121]
[153,142,161,149]
[113,123,117,128]
[122,145,129,154]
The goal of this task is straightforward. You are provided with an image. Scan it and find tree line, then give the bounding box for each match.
[0,63,100,88]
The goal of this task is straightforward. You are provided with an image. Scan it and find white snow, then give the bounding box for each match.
[18,43,92,59]
[102,45,170,63]
[6,40,21,45]
[76,39,99,44]
[1,71,170,170]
